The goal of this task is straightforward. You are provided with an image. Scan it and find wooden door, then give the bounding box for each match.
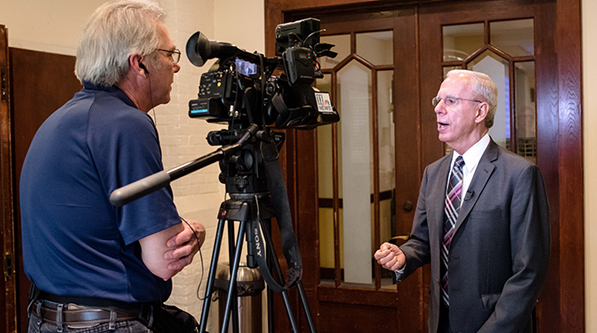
[265,0,583,332]
[276,7,426,333]
[417,2,559,331]
[9,47,81,332]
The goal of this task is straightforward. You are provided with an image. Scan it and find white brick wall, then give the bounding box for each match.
[155,1,265,330]
[158,1,224,329]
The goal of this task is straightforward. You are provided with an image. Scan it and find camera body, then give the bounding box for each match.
[186,18,338,130]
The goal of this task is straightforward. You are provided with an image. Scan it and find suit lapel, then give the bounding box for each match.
[453,140,499,234]
[432,154,453,246]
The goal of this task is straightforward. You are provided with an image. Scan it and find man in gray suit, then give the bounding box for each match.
[375,70,550,333]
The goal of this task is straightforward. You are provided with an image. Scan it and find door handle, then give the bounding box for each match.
[390,234,410,246]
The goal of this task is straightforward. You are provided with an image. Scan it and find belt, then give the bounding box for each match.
[31,300,147,325]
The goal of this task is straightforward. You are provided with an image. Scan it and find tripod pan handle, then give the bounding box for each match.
[109,171,171,207]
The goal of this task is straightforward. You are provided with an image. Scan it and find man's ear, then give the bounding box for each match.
[129,53,147,77]
[475,102,489,124]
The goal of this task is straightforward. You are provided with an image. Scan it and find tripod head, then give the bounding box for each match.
[205,127,284,196]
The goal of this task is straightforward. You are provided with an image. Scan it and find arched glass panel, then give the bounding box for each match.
[337,60,373,285]
[320,34,351,69]
[443,23,484,61]
[490,19,534,57]
[356,31,393,65]
[467,50,510,149]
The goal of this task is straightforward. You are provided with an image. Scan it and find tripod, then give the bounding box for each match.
[110,124,318,333]
[199,192,316,333]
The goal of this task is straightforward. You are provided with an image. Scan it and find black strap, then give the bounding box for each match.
[27,282,42,318]
[250,140,302,293]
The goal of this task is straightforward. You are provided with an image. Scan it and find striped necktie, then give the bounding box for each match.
[441,156,464,307]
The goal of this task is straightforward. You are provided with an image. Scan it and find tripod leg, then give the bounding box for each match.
[261,219,300,333]
[227,220,240,333]
[199,219,227,333]
[220,220,246,333]
[297,281,317,333]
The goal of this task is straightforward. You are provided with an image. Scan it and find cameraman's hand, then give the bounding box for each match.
[164,219,206,275]
[374,242,405,271]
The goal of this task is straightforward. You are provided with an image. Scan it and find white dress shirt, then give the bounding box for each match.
[448,133,491,206]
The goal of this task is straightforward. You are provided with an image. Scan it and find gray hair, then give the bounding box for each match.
[446,69,498,128]
[75,0,166,87]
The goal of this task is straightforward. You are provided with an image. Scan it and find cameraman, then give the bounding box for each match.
[19,1,205,332]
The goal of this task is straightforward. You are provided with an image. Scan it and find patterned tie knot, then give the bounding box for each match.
[446,156,465,209]
[454,156,465,171]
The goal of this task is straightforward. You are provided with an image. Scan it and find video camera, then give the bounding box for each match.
[186,18,339,130]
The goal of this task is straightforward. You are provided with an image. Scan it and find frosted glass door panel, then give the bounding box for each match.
[468,51,510,149]
[338,61,372,285]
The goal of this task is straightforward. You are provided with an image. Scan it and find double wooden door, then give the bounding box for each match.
[264,0,580,332]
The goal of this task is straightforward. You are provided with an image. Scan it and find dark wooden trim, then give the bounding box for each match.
[534,2,561,331]
[318,190,394,208]
[556,0,584,331]
[0,24,17,333]
[318,285,400,307]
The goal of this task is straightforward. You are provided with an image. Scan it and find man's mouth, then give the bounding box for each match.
[438,122,449,130]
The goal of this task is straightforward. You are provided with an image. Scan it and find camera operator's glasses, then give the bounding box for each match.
[432,96,482,108]
[157,48,181,64]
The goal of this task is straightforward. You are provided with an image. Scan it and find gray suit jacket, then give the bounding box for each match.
[397,139,550,333]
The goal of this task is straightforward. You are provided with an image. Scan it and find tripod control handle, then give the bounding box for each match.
[109,171,171,207]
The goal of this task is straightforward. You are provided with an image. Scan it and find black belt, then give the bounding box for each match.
[30,300,153,325]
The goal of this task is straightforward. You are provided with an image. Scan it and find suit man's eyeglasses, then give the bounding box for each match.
[432,96,482,108]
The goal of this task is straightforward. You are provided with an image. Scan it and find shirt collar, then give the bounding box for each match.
[451,133,491,172]
[83,82,138,110]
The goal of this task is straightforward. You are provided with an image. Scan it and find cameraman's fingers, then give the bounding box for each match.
[167,254,194,272]
[164,242,193,260]
[186,219,206,249]
[166,225,192,248]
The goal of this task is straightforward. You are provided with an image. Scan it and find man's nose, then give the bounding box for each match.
[173,62,181,73]
[434,101,445,114]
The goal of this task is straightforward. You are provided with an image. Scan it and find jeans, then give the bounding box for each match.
[28,316,152,333]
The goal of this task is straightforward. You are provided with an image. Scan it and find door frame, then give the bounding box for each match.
[264,0,583,332]
[0,24,18,333]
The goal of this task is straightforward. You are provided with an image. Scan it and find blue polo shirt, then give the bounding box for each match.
[20,82,181,303]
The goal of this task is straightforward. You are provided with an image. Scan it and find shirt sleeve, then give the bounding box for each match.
[87,99,181,245]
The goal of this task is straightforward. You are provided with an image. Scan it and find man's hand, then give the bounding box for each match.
[374,242,406,271]
[163,219,206,274]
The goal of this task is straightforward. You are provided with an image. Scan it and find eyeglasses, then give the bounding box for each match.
[157,48,181,64]
[432,96,482,108]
